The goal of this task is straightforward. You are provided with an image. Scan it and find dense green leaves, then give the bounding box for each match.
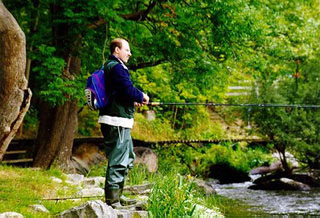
[248,58,320,169]
[4,0,320,169]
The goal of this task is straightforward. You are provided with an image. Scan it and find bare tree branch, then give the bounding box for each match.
[121,1,157,21]
[130,59,166,71]
[88,0,160,29]
[88,18,107,29]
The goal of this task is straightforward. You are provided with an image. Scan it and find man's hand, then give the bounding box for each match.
[142,93,149,105]
[134,102,142,107]
[135,93,149,107]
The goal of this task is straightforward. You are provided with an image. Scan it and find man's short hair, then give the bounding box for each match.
[110,38,127,54]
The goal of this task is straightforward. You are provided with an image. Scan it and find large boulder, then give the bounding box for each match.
[193,178,216,195]
[57,200,116,218]
[133,147,158,173]
[70,143,106,174]
[251,170,320,192]
[249,161,283,175]
[249,177,311,191]
[288,173,320,187]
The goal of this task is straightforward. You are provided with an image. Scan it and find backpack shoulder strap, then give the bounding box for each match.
[104,60,118,71]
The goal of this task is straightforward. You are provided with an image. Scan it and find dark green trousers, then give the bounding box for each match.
[101,124,135,190]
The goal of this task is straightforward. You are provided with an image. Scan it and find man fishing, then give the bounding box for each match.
[99,38,149,208]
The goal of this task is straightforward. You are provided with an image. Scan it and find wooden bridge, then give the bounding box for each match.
[1,137,269,165]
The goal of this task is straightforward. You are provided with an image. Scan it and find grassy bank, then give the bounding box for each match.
[4,107,271,217]
[0,163,223,217]
[0,166,87,217]
[0,138,269,217]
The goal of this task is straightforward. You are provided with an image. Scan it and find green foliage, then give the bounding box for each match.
[32,45,65,105]
[31,45,84,106]
[78,107,101,137]
[248,58,320,169]
[22,106,39,138]
[127,164,154,186]
[132,113,177,141]
[5,0,277,132]
[86,162,107,178]
[180,108,224,139]
[148,173,196,217]
[159,143,272,178]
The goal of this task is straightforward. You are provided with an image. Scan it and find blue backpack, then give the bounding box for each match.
[85,61,117,110]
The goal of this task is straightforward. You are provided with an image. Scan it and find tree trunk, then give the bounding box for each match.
[0,1,32,161]
[33,56,80,170]
[32,2,83,170]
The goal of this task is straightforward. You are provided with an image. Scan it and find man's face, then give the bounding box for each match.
[115,40,131,64]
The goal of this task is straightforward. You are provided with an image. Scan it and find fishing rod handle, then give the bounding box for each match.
[148,102,161,106]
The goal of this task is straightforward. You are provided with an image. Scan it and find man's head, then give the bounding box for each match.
[110,38,131,64]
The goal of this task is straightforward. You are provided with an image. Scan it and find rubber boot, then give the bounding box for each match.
[119,181,137,205]
[105,189,123,209]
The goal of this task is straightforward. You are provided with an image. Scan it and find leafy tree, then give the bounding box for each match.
[243,0,320,172]
[6,0,320,171]
[248,60,320,171]
[4,0,267,170]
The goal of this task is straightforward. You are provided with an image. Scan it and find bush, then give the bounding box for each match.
[148,173,196,217]
[155,142,271,180]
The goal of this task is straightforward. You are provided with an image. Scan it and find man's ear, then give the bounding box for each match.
[114,46,120,54]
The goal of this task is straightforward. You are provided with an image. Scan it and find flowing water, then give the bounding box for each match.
[215,181,320,217]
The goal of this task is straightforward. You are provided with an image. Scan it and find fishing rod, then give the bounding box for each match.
[148,102,320,109]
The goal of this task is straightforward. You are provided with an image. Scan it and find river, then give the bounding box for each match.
[215,181,320,217]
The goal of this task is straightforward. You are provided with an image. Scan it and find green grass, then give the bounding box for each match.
[0,150,262,218]
[0,165,86,217]
[125,154,224,217]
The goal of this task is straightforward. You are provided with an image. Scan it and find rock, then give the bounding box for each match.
[57,200,148,218]
[29,204,49,213]
[193,204,224,218]
[57,200,117,218]
[279,178,311,190]
[272,152,299,169]
[51,176,63,183]
[0,212,24,218]
[133,147,158,173]
[117,210,148,218]
[193,178,216,195]
[82,177,105,187]
[66,174,85,185]
[77,187,104,197]
[288,173,320,187]
[250,161,283,175]
[70,156,90,175]
[71,143,106,175]
[131,211,148,218]
[135,195,149,202]
[209,163,250,184]
[249,177,311,191]
[124,183,153,195]
[74,143,106,165]
[252,171,284,185]
[252,171,319,188]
